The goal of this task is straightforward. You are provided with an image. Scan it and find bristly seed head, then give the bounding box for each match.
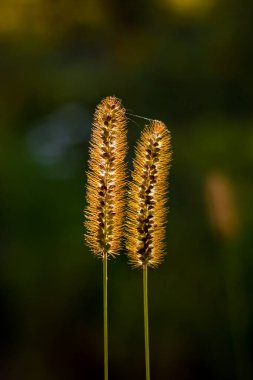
[126,121,172,268]
[84,96,127,259]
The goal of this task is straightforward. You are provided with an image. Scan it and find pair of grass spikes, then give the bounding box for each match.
[84,96,172,380]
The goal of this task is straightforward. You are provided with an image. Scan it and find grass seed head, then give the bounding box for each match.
[127,120,172,268]
[84,96,127,259]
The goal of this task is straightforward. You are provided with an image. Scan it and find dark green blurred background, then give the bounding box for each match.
[1,0,253,379]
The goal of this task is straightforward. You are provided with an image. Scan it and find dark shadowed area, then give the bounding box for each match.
[0,0,253,379]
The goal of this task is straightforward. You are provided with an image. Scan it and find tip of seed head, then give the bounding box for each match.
[101,96,122,111]
[150,120,168,134]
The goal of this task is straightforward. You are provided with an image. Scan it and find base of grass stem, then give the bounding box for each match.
[103,254,108,380]
[143,264,150,380]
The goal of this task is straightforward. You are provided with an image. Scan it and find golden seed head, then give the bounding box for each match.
[84,96,127,258]
[126,120,172,268]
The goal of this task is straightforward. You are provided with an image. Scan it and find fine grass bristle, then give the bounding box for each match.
[84,96,127,259]
[127,120,172,268]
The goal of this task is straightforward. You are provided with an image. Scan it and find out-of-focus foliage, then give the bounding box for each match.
[0,0,253,379]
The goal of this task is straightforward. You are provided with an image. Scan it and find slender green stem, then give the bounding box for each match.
[143,264,150,380]
[103,254,108,380]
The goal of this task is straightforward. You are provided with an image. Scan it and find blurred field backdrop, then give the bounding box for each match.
[0,0,253,379]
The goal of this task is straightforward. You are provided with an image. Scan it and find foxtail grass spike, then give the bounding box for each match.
[84,96,127,380]
[127,120,172,267]
[85,96,127,258]
[127,120,171,380]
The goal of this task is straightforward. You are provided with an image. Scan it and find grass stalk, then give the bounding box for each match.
[143,264,150,380]
[103,254,108,380]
